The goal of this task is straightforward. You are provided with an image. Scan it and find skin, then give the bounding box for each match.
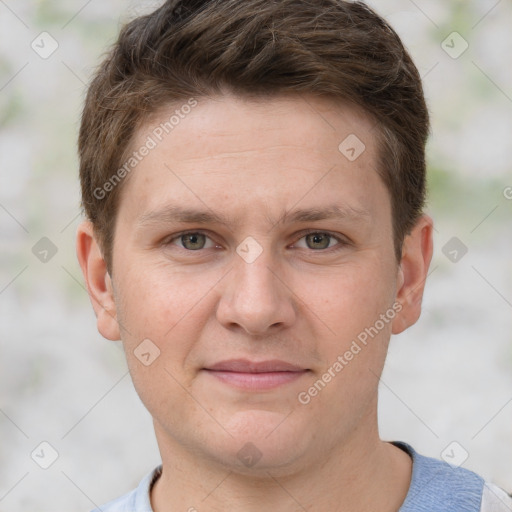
[77,93,433,512]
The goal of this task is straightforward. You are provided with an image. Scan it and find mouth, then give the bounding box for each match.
[202,359,310,391]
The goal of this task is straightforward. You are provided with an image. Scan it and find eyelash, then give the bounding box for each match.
[163,229,350,253]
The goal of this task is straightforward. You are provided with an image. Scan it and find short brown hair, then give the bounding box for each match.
[79,0,429,274]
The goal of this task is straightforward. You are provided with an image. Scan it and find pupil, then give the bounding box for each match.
[307,233,329,249]
[183,233,204,250]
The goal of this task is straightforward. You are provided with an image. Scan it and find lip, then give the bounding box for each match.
[205,359,307,372]
[202,359,309,391]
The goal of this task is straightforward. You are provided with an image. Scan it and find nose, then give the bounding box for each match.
[215,247,297,336]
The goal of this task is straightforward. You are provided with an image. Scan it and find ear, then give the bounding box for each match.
[391,214,434,335]
[76,220,121,341]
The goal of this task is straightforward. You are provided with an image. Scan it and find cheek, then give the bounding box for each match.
[294,262,394,422]
[114,266,210,418]
[299,258,396,336]
[116,263,215,339]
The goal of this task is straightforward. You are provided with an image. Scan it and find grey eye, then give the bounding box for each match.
[180,233,207,250]
[304,233,333,250]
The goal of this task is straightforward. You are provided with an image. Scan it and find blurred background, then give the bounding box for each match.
[0,0,511,510]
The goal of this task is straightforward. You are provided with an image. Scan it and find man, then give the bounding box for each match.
[76,1,512,510]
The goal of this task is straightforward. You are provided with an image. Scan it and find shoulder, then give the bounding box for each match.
[393,441,511,512]
[480,482,512,512]
[90,466,162,512]
[90,487,139,512]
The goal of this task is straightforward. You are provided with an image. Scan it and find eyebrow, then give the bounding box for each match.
[136,204,371,229]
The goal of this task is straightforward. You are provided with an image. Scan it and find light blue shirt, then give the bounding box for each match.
[91,441,512,511]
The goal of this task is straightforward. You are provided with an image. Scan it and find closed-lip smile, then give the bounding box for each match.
[203,359,310,390]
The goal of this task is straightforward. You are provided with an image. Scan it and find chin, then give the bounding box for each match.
[212,409,310,474]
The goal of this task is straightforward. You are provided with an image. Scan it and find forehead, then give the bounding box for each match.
[118,93,386,224]
[142,93,376,160]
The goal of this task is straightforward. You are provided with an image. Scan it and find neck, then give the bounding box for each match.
[150,418,412,512]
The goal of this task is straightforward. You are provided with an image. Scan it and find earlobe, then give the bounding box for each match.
[391,214,434,335]
[76,220,121,341]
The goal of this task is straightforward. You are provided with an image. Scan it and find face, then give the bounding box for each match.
[78,93,432,475]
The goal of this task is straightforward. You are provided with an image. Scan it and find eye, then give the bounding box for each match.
[167,231,217,251]
[164,230,347,253]
[293,232,344,251]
